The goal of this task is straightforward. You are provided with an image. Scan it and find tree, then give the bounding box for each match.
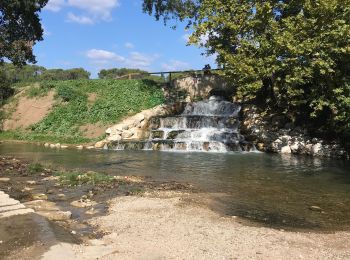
[0,0,48,65]
[98,68,148,79]
[143,0,350,138]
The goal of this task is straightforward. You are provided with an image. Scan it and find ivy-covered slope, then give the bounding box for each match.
[1,79,164,143]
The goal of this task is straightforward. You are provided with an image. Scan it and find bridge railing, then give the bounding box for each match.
[114,68,224,86]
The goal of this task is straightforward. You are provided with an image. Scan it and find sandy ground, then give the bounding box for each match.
[3,91,55,131]
[39,191,350,260]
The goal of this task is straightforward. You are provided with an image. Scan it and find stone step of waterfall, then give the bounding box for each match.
[149,116,239,130]
[150,129,242,141]
[107,140,253,152]
[0,191,34,219]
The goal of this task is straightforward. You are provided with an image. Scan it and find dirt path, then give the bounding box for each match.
[40,191,350,260]
[3,91,55,131]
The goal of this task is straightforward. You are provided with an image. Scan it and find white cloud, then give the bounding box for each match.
[66,13,94,25]
[45,0,120,24]
[68,0,119,21]
[86,49,125,62]
[161,60,191,71]
[86,49,159,70]
[45,0,65,12]
[125,52,159,69]
[124,42,135,49]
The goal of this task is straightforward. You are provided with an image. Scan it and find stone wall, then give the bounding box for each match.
[240,104,349,159]
[172,74,232,101]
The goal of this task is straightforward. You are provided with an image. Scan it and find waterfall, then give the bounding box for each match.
[144,96,254,152]
[108,96,255,152]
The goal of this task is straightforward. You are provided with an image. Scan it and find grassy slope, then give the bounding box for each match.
[0,79,164,144]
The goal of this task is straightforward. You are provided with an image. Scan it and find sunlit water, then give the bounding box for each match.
[1,142,350,230]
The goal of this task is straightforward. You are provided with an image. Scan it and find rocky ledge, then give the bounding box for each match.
[241,104,349,159]
[94,103,185,149]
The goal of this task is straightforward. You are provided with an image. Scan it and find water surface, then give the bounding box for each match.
[1,142,350,230]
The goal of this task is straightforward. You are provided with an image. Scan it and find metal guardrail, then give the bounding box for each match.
[115,68,224,84]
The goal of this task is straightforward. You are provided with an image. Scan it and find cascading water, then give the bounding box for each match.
[143,96,254,152]
[109,96,255,152]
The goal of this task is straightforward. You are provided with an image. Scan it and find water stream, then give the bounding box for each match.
[1,142,350,231]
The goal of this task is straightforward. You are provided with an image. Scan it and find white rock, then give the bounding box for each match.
[290,143,299,153]
[95,140,106,148]
[312,143,322,156]
[55,143,61,148]
[107,134,121,141]
[122,130,134,139]
[76,145,84,150]
[281,145,292,154]
[44,143,50,147]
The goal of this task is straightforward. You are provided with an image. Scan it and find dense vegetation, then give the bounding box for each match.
[143,0,350,146]
[98,68,148,79]
[0,79,164,143]
[1,63,90,83]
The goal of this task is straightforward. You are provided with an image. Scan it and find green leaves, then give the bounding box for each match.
[0,0,48,65]
[144,0,350,139]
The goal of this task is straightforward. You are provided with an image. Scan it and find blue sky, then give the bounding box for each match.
[35,0,216,78]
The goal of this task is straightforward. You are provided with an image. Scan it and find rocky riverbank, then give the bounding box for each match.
[241,104,349,159]
[0,156,193,259]
[1,156,350,259]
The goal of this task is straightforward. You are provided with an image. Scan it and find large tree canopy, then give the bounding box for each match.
[143,0,350,137]
[0,0,48,65]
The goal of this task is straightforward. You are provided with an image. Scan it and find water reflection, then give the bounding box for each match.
[0,142,349,230]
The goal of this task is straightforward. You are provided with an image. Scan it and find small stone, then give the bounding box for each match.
[22,187,33,192]
[76,145,84,150]
[60,145,69,149]
[44,143,50,148]
[0,177,10,183]
[49,144,56,148]
[86,146,95,150]
[26,180,37,185]
[32,193,48,200]
[71,230,77,235]
[55,143,61,148]
[309,206,322,212]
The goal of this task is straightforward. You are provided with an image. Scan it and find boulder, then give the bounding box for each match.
[311,143,323,156]
[95,140,107,149]
[107,134,121,142]
[281,145,292,154]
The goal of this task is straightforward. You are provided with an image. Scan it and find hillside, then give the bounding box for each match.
[0,79,164,144]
